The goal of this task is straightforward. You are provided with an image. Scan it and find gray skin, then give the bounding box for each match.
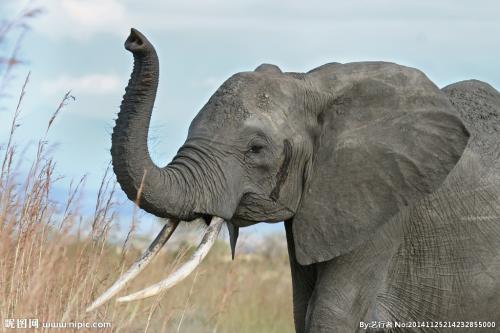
[111,29,500,332]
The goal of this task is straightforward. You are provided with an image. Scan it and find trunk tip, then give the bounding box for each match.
[125,28,151,54]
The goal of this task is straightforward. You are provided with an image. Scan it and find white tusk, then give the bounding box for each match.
[86,218,179,312]
[116,216,224,303]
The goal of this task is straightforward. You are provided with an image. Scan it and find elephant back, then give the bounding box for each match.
[443,80,500,184]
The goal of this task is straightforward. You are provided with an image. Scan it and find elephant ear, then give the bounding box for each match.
[293,63,470,265]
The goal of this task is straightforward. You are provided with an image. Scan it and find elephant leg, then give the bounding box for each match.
[285,220,317,333]
[301,233,397,332]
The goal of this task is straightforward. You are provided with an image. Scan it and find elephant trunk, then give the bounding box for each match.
[89,28,233,312]
[111,28,196,220]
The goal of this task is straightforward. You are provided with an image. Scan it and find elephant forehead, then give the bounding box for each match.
[193,75,288,131]
[203,94,249,126]
[195,75,256,129]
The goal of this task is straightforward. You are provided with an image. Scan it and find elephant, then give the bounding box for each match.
[87,28,500,333]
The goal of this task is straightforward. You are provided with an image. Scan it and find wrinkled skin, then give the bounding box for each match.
[111,29,500,332]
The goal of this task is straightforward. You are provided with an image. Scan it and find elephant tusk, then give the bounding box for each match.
[86,218,180,312]
[116,216,224,303]
[226,222,239,260]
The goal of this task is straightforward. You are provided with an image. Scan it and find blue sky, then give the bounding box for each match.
[1,0,500,237]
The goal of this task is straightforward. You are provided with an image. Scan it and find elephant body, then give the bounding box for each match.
[103,30,500,333]
[287,79,500,332]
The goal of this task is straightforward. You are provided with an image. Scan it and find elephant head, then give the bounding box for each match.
[87,29,469,311]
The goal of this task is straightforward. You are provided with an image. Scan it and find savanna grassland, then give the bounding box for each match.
[0,7,294,333]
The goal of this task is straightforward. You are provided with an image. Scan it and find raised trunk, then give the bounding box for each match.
[111,29,194,219]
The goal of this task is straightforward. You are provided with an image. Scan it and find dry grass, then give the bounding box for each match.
[0,10,293,333]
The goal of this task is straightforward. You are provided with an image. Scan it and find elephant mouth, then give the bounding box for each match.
[86,214,225,312]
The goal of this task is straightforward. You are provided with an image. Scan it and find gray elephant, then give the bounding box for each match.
[88,29,500,333]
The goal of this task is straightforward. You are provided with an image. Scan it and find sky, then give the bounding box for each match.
[1,0,500,238]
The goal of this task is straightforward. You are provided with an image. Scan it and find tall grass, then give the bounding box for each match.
[0,7,293,333]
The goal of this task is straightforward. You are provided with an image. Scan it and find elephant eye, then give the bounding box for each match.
[249,144,264,154]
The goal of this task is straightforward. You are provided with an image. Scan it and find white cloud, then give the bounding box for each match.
[41,73,122,96]
[33,0,128,40]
